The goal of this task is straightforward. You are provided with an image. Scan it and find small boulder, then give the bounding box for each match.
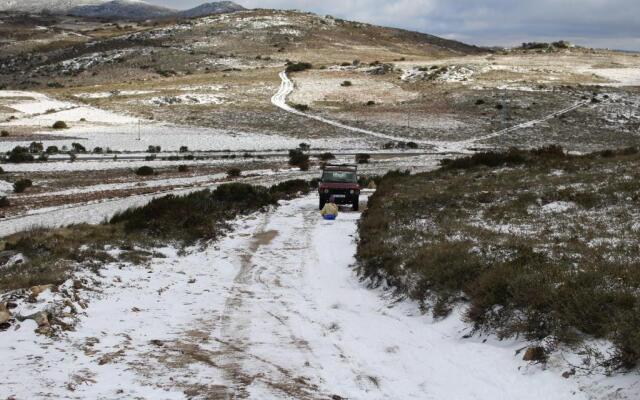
[0,310,11,324]
[522,346,547,362]
[30,284,54,300]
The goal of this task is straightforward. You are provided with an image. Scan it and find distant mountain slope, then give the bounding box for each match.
[0,0,245,20]
[0,0,104,13]
[69,0,175,20]
[178,1,245,19]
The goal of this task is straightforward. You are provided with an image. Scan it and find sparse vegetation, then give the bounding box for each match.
[14,179,33,193]
[135,166,155,176]
[227,167,242,178]
[355,153,371,164]
[6,146,35,163]
[52,121,68,129]
[288,149,310,171]
[357,147,640,369]
[341,80,353,87]
[285,62,312,73]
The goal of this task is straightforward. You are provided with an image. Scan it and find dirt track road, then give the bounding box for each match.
[0,195,607,399]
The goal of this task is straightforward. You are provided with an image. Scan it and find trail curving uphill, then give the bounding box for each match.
[272,71,592,151]
[271,71,444,149]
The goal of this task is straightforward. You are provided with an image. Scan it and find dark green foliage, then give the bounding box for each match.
[72,143,87,153]
[441,149,526,169]
[291,103,309,112]
[135,166,155,176]
[7,146,34,163]
[285,62,312,73]
[29,142,44,153]
[289,149,310,170]
[14,179,33,193]
[227,167,242,178]
[0,196,9,207]
[318,152,335,161]
[111,183,277,243]
[45,146,59,154]
[355,153,371,164]
[52,121,68,129]
[178,165,189,173]
[268,179,311,199]
[357,147,640,368]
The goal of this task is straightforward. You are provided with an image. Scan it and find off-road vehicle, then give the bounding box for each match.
[318,163,360,211]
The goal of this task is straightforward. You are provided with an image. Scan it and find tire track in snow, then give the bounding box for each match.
[271,71,592,152]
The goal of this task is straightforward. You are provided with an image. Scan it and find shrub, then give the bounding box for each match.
[179,146,189,153]
[227,167,242,178]
[406,142,419,149]
[93,147,104,154]
[366,100,376,106]
[285,62,312,73]
[441,149,525,170]
[355,153,371,164]
[341,80,353,87]
[0,196,9,208]
[135,166,155,176]
[52,121,68,129]
[1,130,9,137]
[7,146,34,163]
[299,142,311,151]
[14,179,33,193]
[45,146,59,154]
[289,149,310,170]
[178,165,189,173]
[0,167,4,174]
[28,142,44,153]
[319,152,335,161]
[145,155,156,161]
[268,179,312,199]
[475,99,485,105]
[72,143,87,153]
[147,145,161,153]
[291,103,309,112]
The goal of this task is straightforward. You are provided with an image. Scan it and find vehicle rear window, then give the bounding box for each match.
[322,171,357,183]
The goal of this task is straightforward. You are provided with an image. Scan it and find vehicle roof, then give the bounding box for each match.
[323,163,358,172]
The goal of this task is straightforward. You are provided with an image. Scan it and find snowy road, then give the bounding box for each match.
[2,195,621,399]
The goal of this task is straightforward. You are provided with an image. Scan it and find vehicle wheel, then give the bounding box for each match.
[352,199,359,211]
[319,197,326,210]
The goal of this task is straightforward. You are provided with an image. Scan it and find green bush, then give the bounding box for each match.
[441,149,525,169]
[52,121,68,129]
[7,146,34,163]
[72,143,87,153]
[14,179,33,193]
[46,146,59,154]
[135,166,155,176]
[285,62,312,73]
[355,153,371,164]
[227,167,242,178]
[289,149,310,170]
[268,179,311,199]
[0,196,9,208]
[178,165,189,173]
[319,152,335,161]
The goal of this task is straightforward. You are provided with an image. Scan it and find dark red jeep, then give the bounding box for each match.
[318,164,360,211]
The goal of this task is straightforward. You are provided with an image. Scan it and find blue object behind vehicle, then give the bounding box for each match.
[323,214,337,220]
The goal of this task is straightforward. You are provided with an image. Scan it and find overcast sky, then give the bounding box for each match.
[149,0,640,51]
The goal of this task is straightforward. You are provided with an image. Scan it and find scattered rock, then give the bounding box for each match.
[0,310,12,324]
[30,284,54,300]
[131,307,141,312]
[522,346,547,362]
[188,278,196,284]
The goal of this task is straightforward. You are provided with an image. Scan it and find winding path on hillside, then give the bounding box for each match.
[271,71,592,151]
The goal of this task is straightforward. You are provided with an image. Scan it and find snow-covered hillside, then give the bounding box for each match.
[0,0,107,13]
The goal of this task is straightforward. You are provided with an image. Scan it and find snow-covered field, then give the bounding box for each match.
[2,195,635,399]
[0,89,370,154]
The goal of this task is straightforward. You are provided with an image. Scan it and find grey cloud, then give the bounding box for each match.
[148,0,640,50]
